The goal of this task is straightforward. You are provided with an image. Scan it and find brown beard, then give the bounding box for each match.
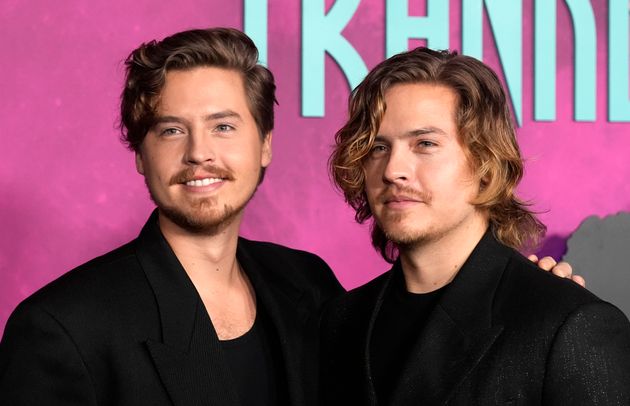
[377,213,431,246]
[157,197,244,235]
[146,165,259,235]
[371,185,432,245]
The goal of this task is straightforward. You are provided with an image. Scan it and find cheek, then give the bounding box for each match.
[221,144,264,176]
[143,151,177,182]
[363,160,384,186]
[362,166,377,189]
[419,164,462,199]
[454,161,480,198]
[364,177,383,208]
[439,169,479,204]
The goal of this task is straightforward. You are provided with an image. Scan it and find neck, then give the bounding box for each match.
[157,210,243,287]
[158,210,258,340]
[399,214,488,294]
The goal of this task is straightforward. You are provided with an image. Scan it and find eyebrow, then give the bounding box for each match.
[375,126,447,141]
[203,110,242,122]
[407,126,446,137]
[152,116,187,126]
[152,110,243,126]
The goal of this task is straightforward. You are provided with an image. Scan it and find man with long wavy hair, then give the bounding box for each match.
[321,48,630,405]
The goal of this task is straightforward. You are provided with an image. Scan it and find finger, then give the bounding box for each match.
[528,254,539,262]
[538,256,557,271]
[571,275,586,288]
[550,261,572,278]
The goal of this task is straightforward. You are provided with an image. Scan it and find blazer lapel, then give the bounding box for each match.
[387,230,510,406]
[236,239,312,406]
[387,308,503,406]
[364,271,397,406]
[135,212,239,406]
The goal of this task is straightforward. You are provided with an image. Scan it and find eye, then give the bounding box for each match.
[215,123,235,132]
[417,140,437,148]
[160,127,183,136]
[368,144,389,157]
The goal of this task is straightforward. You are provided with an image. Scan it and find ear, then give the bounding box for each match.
[135,151,145,175]
[261,132,273,168]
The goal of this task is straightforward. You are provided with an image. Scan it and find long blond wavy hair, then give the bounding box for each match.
[329,47,545,262]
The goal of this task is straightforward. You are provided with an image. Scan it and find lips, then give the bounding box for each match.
[383,196,424,210]
[184,178,224,187]
[379,187,431,206]
[384,195,422,204]
[170,165,234,186]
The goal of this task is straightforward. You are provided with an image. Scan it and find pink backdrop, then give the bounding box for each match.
[1,0,629,331]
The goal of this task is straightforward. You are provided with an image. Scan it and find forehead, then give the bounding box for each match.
[379,83,458,136]
[157,67,250,115]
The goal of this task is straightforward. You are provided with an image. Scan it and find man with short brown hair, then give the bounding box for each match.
[0,28,342,406]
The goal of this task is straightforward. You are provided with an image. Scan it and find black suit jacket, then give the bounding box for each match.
[320,230,630,405]
[0,212,343,406]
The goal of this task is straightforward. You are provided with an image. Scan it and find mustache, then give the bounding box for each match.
[169,165,235,186]
[378,185,432,204]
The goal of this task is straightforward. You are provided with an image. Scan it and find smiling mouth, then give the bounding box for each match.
[184,178,224,187]
[170,164,234,187]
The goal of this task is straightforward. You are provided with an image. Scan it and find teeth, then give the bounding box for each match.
[185,178,222,187]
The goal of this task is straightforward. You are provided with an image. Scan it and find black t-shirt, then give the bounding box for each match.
[220,303,286,406]
[370,270,447,404]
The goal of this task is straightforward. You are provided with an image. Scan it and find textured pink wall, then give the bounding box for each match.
[1,0,629,332]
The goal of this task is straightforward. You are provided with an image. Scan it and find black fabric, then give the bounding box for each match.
[220,303,286,406]
[0,210,344,406]
[370,269,446,405]
[320,229,630,406]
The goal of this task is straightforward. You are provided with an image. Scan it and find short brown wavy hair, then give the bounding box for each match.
[120,28,276,151]
[330,47,545,262]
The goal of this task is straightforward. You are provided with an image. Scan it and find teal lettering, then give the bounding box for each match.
[461,0,523,125]
[243,0,268,65]
[385,0,449,57]
[462,0,483,59]
[565,0,596,121]
[534,0,556,121]
[609,0,630,122]
[302,0,367,117]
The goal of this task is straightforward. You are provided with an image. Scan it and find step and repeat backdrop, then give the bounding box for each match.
[1,0,629,330]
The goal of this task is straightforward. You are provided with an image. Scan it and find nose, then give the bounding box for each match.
[382,146,413,185]
[184,130,215,165]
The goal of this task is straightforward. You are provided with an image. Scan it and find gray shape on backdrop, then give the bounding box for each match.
[564,212,630,318]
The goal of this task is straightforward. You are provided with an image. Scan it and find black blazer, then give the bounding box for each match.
[0,212,343,406]
[320,230,630,405]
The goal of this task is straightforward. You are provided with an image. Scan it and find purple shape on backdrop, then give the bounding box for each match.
[536,235,569,260]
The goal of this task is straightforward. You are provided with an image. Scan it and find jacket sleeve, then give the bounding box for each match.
[0,301,97,405]
[543,301,630,405]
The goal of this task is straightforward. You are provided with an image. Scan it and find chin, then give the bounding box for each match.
[162,204,241,234]
[380,223,433,246]
[387,233,430,247]
[149,185,255,234]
